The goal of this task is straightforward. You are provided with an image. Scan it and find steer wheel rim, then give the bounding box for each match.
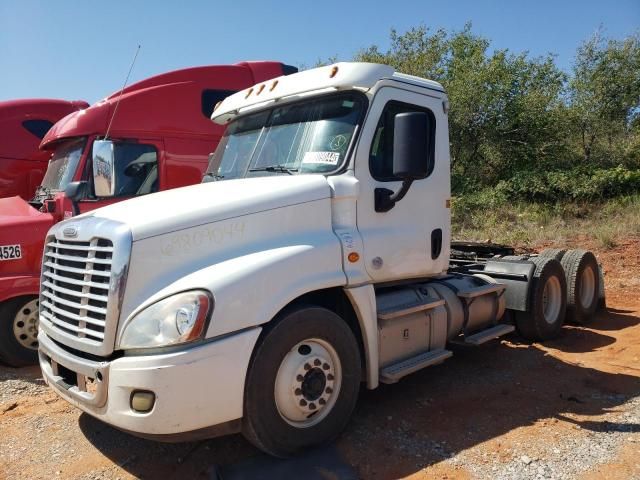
[542,276,562,324]
[274,338,342,428]
[579,266,596,309]
[13,299,40,350]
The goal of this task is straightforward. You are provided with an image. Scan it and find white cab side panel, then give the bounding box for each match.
[354,85,451,282]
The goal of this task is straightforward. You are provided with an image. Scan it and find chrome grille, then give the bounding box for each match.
[40,238,114,343]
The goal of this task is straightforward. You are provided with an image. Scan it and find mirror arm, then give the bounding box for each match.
[64,181,88,217]
[70,199,80,217]
[374,179,414,212]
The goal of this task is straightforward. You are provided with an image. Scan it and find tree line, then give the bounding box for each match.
[335,24,640,202]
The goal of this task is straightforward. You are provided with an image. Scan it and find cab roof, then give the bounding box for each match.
[40,61,292,150]
[211,62,445,124]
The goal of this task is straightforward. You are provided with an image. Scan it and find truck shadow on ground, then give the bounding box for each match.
[78,308,640,479]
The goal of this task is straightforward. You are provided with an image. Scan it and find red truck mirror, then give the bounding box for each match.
[92,140,116,197]
[64,181,88,216]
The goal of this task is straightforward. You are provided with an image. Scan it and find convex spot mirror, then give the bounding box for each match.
[92,140,116,197]
[393,112,430,180]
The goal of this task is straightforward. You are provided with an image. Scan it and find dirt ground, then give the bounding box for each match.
[0,237,638,479]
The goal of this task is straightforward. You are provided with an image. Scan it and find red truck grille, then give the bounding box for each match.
[40,238,113,343]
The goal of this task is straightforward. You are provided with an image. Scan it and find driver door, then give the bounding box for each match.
[354,87,450,283]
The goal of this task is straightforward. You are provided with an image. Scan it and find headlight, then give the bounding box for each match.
[119,290,212,349]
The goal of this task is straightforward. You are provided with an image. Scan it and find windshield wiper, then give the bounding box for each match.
[202,172,225,182]
[249,165,298,175]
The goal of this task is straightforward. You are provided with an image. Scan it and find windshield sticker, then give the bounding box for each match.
[302,151,340,165]
[0,244,22,261]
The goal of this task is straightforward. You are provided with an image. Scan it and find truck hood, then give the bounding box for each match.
[90,175,332,241]
[0,196,54,228]
[0,196,55,277]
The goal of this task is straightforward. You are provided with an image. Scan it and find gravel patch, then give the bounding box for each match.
[0,368,47,405]
[446,394,640,479]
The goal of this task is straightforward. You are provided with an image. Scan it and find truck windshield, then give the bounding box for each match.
[40,137,86,191]
[204,93,365,181]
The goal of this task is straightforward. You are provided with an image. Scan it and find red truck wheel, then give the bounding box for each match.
[0,296,39,367]
[242,305,361,457]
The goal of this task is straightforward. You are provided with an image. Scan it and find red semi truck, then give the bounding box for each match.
[0,61,295,366]
[0,99,89,200]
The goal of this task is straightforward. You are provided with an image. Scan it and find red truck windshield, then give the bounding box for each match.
[40,137,86,191]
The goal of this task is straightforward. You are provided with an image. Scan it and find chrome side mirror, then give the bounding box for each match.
[92,140,116,197]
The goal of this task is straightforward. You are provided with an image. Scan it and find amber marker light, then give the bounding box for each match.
[348,252,360,263]
[270,80,279,91]
[245,88,253,99]
[330,66,339,78]
[256,84,265,95]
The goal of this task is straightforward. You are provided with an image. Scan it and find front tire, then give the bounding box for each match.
[242,305,361,457]
[0,296,40,367]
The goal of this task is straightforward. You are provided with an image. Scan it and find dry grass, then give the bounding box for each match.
[452,194,640,249]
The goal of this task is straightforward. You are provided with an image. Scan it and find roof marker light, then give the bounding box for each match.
[245,88,253,99]
[270,80,279,91]
[330,66,339,78]
[256,84,265,95]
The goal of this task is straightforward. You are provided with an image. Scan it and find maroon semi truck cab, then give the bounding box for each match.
[0,61,296,366]
[0,99,89,200]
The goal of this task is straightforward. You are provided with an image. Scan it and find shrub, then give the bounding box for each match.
[493,166,640,202]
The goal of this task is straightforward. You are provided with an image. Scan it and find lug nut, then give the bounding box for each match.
[322,363,330,370]
[296,374,304,381]
[309,403,316,410]
[304,363,311,371]
[314,359,321,366]
[299,399,307,406]
[319,398,326,405]
[325,387,333,394]
[327,374,334,381]
[295,388,302,396]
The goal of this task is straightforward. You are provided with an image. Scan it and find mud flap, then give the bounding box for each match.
[481,259,536,312]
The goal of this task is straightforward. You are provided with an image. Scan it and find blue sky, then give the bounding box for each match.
[1,1,638,103]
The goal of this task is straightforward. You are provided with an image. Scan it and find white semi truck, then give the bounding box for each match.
[37,63,602,457]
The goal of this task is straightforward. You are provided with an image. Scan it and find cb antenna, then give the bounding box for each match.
[105,44,141,140]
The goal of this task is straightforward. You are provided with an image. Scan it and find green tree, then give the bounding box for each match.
[568,31,640,166]
[355,24,567,189]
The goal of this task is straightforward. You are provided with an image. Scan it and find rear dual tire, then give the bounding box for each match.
[516,257,567,341]
[538,248,602,324]
[560,249,600,324]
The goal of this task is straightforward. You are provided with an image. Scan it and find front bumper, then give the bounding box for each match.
[38,327,261,439]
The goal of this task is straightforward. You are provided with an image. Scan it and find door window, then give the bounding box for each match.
[108,143,158,197]
[369,101,436,181]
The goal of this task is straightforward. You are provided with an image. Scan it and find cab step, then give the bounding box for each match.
[379,349,452,384]
[451,324,515,346]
